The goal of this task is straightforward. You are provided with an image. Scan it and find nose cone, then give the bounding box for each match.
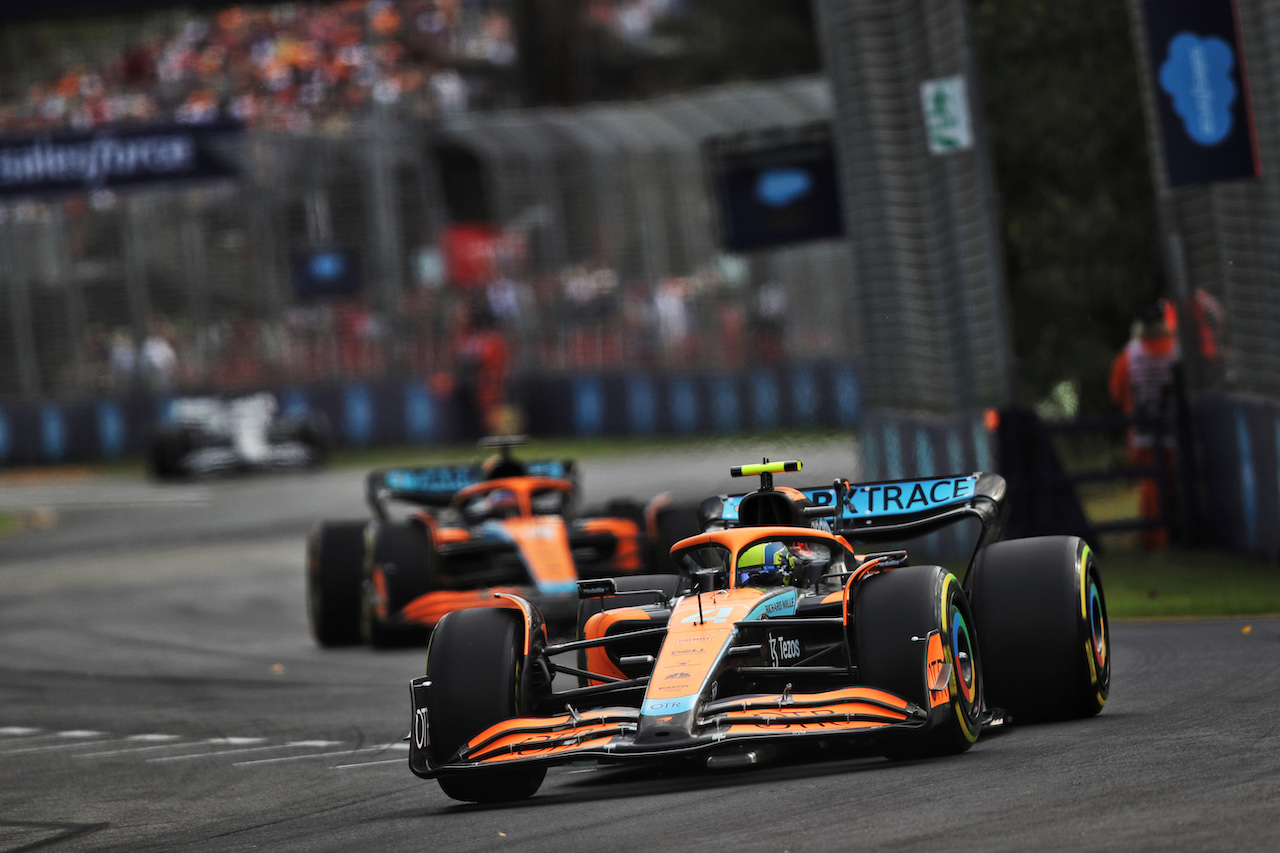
[633,711,697,746]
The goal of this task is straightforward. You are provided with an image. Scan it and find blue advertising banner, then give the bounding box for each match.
[1142,0,1259,188]
[0,121,241,198]
[705,122,845,253]
[0,361,861,467]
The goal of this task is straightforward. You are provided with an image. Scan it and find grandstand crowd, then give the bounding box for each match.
[0,0,518,134]
[0,0,683,134]
[1,0,781,401]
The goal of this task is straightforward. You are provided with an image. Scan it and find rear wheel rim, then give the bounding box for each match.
[950,607,977,706]
[1088,580,1107,670]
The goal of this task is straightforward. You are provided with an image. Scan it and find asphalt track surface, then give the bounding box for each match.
[2,438,1278,852]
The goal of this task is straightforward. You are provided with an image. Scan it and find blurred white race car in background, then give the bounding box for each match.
[149,393,330,479]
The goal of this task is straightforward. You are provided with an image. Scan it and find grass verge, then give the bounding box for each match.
[1098,546,1280,619]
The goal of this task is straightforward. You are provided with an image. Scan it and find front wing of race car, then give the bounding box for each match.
[408,681,927,778]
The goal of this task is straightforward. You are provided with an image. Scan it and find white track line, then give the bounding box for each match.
[148,740,341,763]
[332,758,405,769]
[147,738,308,763]
[235,743,407,767]
[0,731,109,755]
[74,736,205,759]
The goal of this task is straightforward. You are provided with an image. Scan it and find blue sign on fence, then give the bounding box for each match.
[1143,0,1259,188]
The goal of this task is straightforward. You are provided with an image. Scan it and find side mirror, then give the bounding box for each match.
[576,578,618,599]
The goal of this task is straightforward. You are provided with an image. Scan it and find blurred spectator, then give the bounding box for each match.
[109,329,139,391]
[453,300,511,439]
[141,321,179,391]
[1109,303,1180,550]
[653,277,689,364]
[754,281,788,362]
[1162,289,1228,387]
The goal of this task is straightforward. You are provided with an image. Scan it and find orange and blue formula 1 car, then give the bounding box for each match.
[306,437,665,648]
[408,460,1110,803]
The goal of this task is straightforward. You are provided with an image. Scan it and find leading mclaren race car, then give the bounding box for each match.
[307,437,685,648]
[408,459,1110,803]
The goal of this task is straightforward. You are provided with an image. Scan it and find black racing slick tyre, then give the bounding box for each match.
[856,565,983,760]
[361,520,435,648]
[306,520,367,647]
[967,536,1109,722]
[148,428,191,480]
[425,608,546,803]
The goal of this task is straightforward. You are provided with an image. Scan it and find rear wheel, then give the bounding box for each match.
[967,536,1109,721]
[306,520,368,647]
[856,565,983,760]
[426,608,546,803]
[362,521,435,648]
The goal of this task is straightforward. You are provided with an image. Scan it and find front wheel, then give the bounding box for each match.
[856,565,983,760]
[967,536,1109,721]
[426,608,546,803]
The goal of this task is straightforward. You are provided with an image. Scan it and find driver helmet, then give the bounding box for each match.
[479,488,520,520]
[737,541,797,588]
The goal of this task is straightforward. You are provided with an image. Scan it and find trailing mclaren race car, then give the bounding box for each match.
[307,437,674,648]
[409,460,1110,803]
[149,393,330,479]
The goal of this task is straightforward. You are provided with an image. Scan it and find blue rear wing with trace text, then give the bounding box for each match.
[719,472,1007,545]
[367,459,575,515]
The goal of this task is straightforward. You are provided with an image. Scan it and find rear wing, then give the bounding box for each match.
[713,471,1008,551]
[365,459,577,519]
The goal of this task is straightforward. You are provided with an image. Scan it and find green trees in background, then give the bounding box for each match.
[970,0,1159,414]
